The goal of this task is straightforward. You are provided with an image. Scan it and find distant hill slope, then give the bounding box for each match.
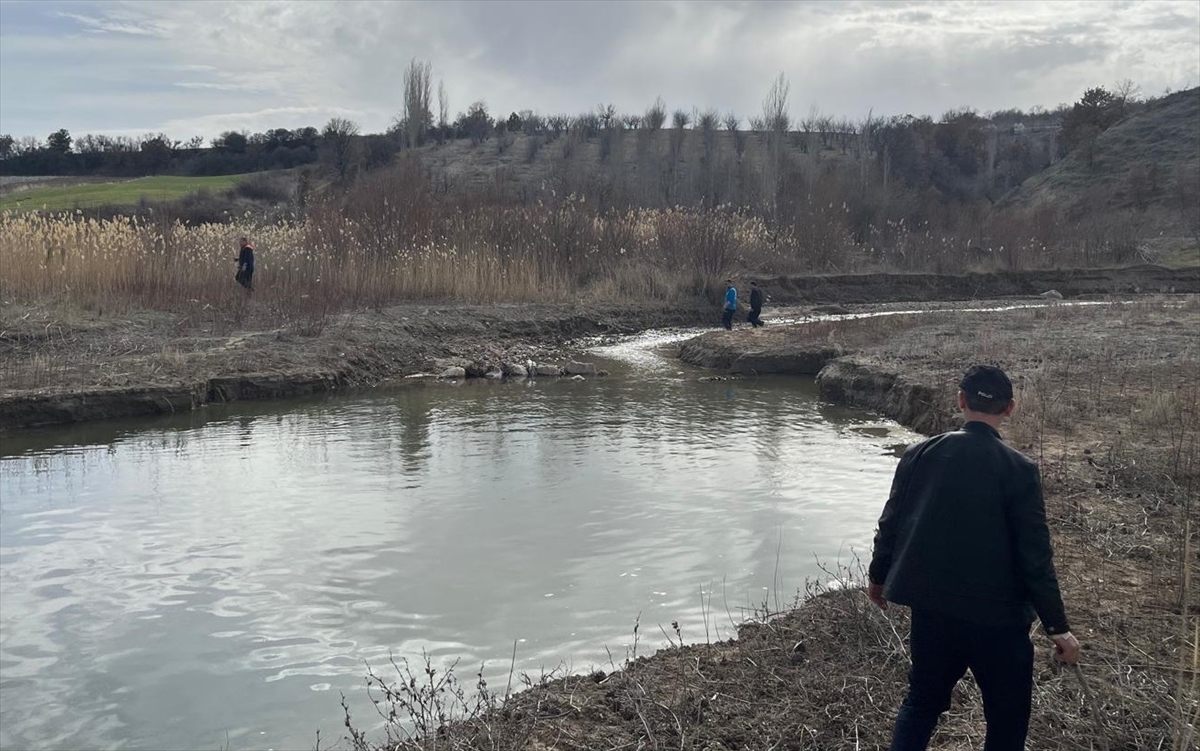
[1001,87,1199,246]
[0,174,248,211]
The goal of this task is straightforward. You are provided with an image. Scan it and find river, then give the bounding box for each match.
[0,335,918,750]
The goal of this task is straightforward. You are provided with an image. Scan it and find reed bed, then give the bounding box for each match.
[0,150,805,321]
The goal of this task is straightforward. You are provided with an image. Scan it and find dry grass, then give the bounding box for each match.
[3,151,1164,329]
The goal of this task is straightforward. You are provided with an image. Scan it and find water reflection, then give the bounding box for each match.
[1,370,917,751]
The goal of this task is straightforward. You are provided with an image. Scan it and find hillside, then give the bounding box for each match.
[1002,87,1200,257]
[0,174,249,211]
[410,127,858,202]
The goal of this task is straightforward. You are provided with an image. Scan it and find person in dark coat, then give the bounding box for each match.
[747,280,765,327]
[235,236,255,290]
[868,364,1080,751]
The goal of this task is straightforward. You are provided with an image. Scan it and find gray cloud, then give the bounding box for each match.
[0,0,1196,139]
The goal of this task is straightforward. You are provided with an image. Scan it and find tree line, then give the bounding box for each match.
[0,63,1158,206]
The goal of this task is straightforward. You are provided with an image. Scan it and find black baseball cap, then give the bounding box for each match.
[959,365,1013,403]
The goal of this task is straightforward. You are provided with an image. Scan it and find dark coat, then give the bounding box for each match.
[868,421,1069,635]
[749,288,764,311]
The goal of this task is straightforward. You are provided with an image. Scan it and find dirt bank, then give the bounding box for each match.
[0,302,714,429]
[6,266,1196,432]
[760,263,1199,304]
[344,296,1198,749]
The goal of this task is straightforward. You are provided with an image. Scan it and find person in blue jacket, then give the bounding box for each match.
[721,279,737,330]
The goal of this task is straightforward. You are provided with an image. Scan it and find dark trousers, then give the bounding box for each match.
[236,267,254,289]
[890,609,1033,751]
[747,307,763,327]
[721,309,735,330]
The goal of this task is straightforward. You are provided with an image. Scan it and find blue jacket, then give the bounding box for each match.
[724,287,737,311]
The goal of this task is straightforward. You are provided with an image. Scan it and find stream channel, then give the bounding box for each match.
[0,324,928,750]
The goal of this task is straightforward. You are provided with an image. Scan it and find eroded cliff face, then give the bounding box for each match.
[677,333,841,375]
[814,359,957,437]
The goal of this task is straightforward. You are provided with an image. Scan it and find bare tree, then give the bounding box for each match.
[1113,78,1142,118]
[671,109,692,130]
[816,114,834,150]
[401,58,434,149]
[800,105,820,154]
[856,109,875,192]
[598,104,621,162]
[723,111,745,158]
[437,79,449,142]
[644,97,667,132]
[322,117,361,180]
[519,110,544,135]
[597,103,617,130]
[621,114,642,130]
[547,114,569,139]
[697,108,719,159]
[762,72,790,135]
[761,72,790,217]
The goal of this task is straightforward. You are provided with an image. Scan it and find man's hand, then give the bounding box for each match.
[867,582,888,610]
[1050,632,1080,665]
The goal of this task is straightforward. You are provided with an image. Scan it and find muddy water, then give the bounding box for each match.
[0,347,918,751]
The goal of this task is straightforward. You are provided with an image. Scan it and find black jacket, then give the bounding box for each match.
[749,288,764,311]
[868,421,1069,635]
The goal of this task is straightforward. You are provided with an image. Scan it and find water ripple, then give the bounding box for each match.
[1,349,918,750]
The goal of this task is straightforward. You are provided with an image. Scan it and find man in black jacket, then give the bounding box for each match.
[747,281,765,327]
[868,364,1079,751]
[235,236,255,291]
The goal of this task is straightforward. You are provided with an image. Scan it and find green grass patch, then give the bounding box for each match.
[1161,243,1200,268]
[0,174,250,212]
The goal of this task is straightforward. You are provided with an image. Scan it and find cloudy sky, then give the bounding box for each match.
[1,0,1198,142]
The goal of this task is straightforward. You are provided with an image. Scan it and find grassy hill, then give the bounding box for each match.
[0,174,253,212]
[1000,87,1200,262]
[410,127,863,199]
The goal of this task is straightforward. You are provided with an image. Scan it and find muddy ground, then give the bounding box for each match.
[2,265,1196,431]
[761,263,1198,305]
[0,300,716,429]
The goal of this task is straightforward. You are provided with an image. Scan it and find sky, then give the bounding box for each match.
[1,0,1198,142]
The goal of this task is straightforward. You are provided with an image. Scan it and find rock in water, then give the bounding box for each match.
[565,361,597,376]
[536,365,563,377]
[438,366,467,379]
[504,363,528,378]
[1040,290,1064,300]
